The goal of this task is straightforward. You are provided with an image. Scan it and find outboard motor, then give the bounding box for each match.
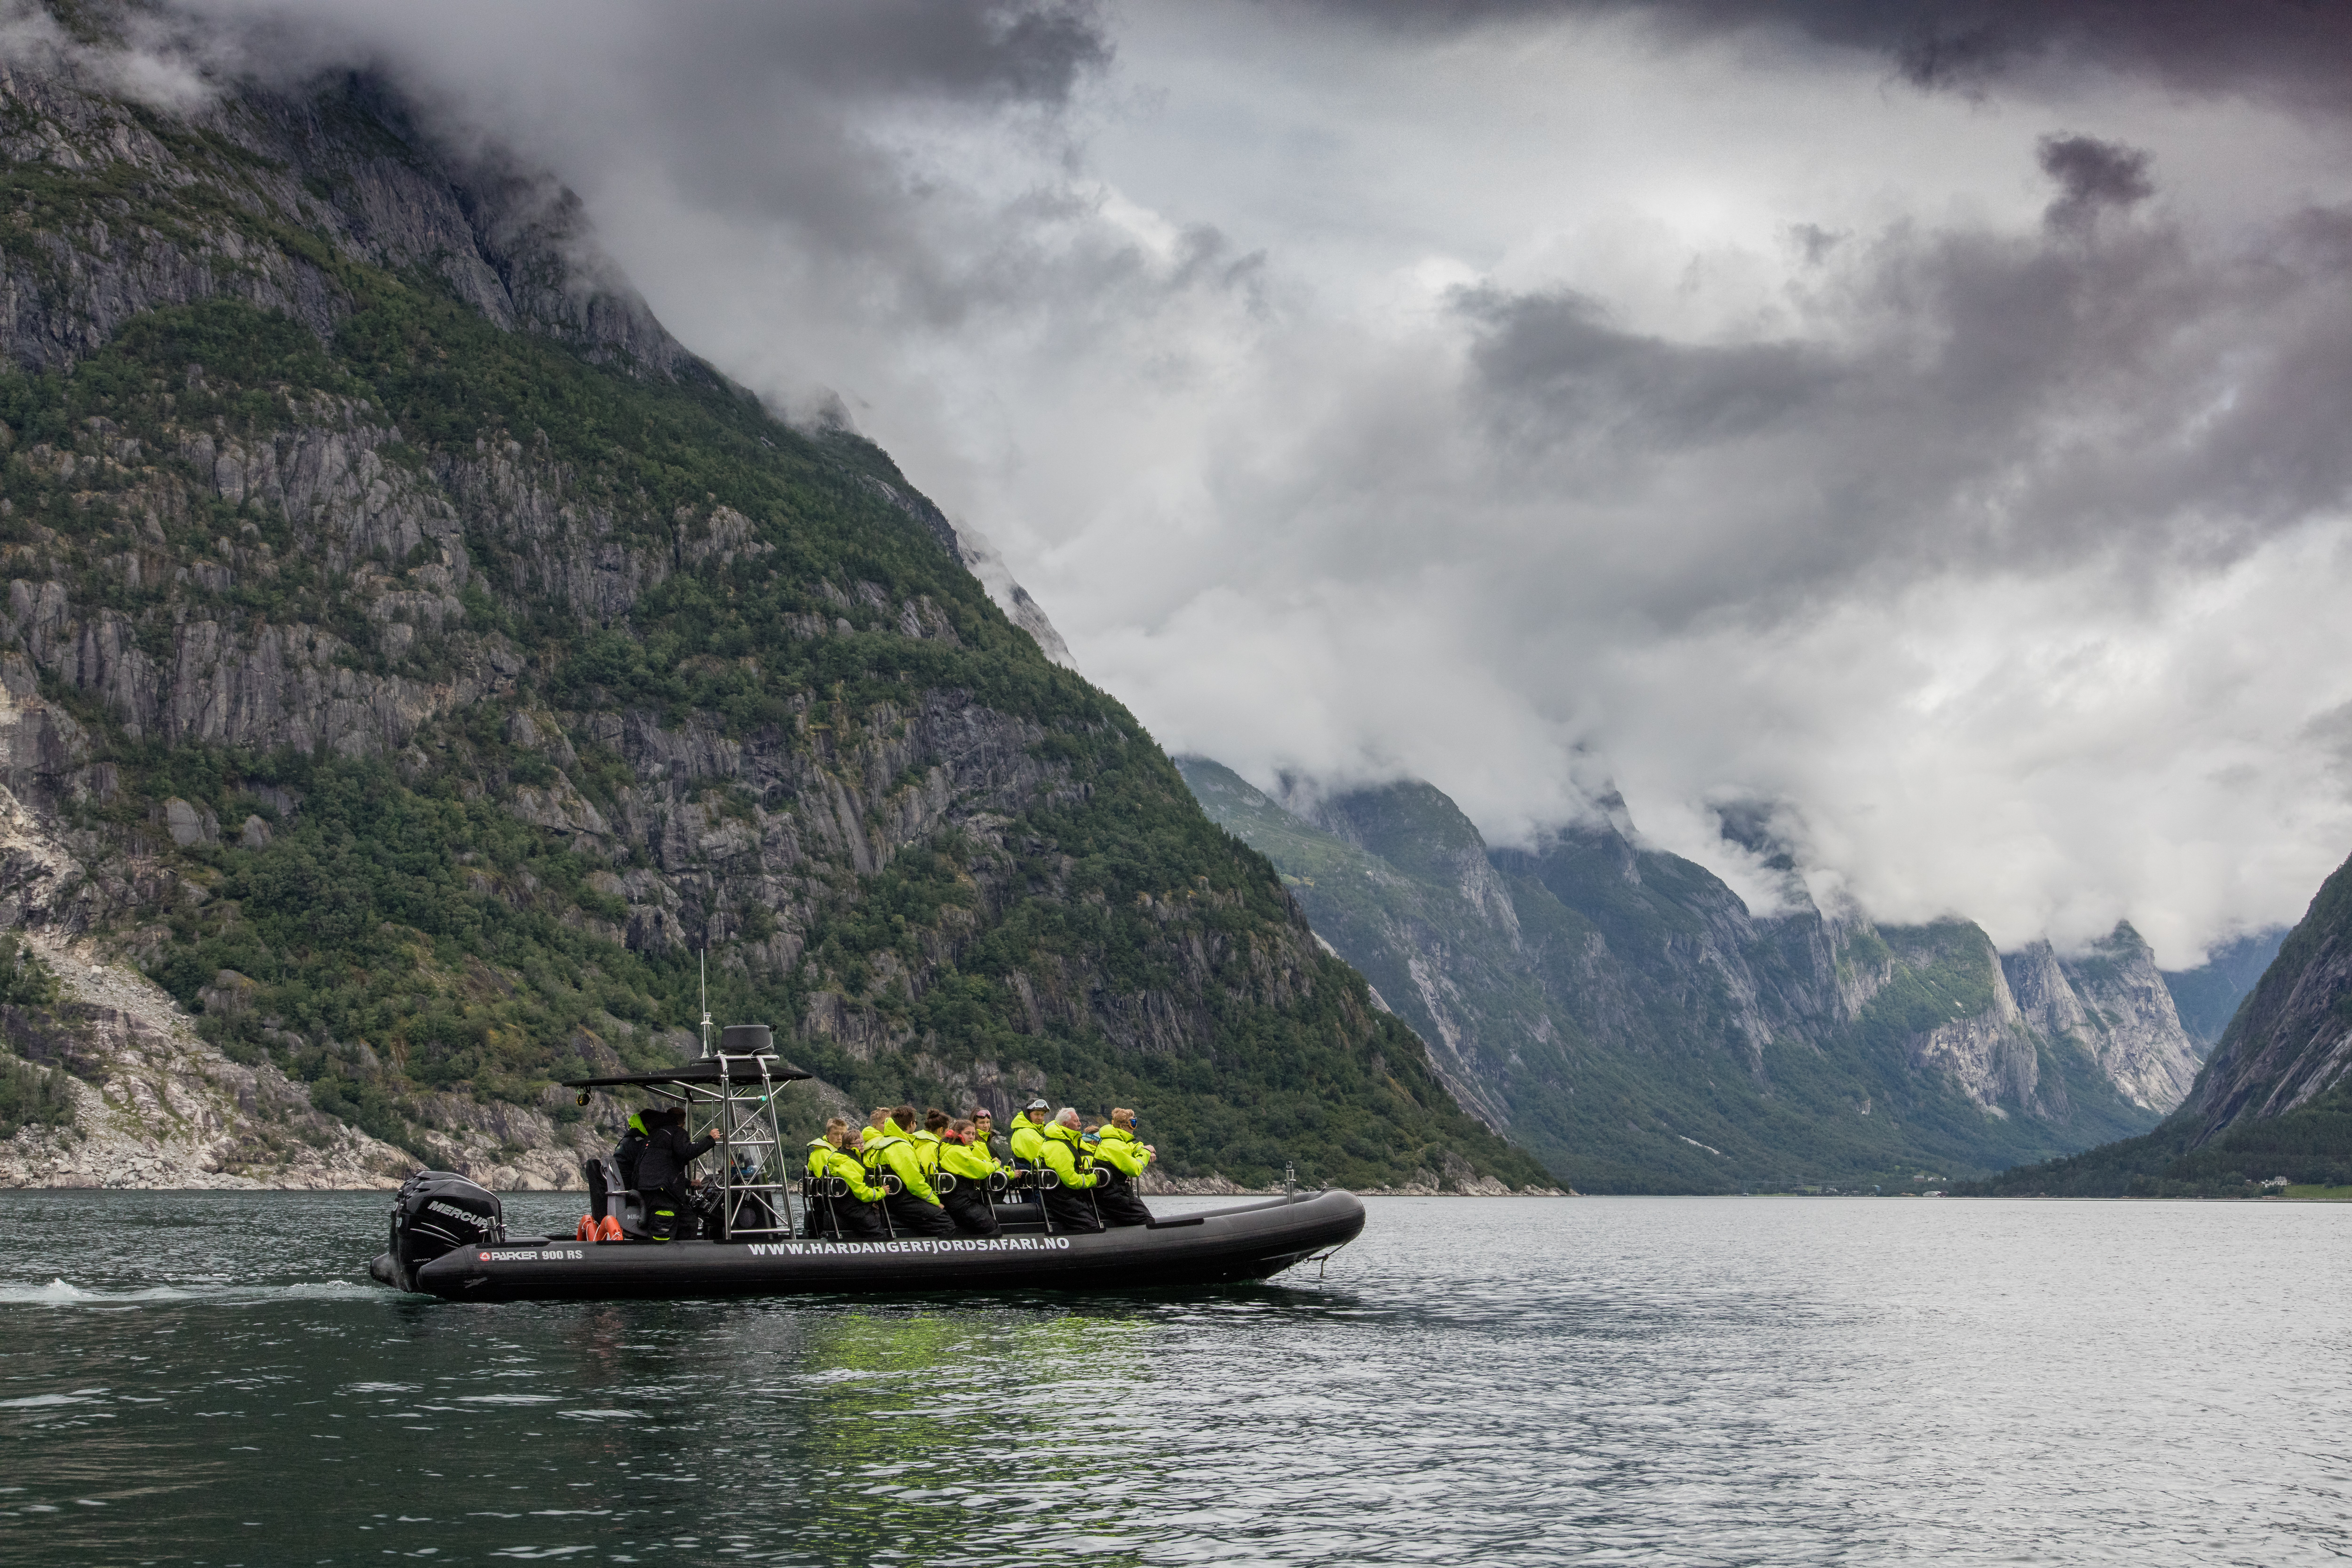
[374,1170,504,1292]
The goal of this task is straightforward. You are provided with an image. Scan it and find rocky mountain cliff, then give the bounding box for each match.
[2000,928,2200,1111]
[1181,757,2203,1190]
[1969,848,2352,1196]
[2175,861,2352,1147]
[0,17,1548,1194]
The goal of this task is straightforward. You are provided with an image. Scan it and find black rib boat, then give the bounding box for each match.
[367,1029,1364,1301]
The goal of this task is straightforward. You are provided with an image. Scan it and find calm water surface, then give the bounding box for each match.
[0,1193,2344,1565]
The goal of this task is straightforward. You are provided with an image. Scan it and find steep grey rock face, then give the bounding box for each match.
[2176,854,2352,1146]
[0,59,687,381]
[1290,780,1540,1132]
[1495,817,1851,1071]
[2056,925,2201,1112]
[0,412,490,767]
[0,358,1061,991]
[2002,928,2200,1113]
[1895,925,2058,1118]
[2005,941,2090,1038]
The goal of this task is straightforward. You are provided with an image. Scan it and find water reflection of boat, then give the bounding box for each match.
[367,1034,1364,1302]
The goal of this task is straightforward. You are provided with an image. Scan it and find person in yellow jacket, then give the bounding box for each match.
[1001,1098,1053,1219]
[858,1107,891,1154]
[1038,1107,1105,1233]
[866,1104,954,1236]
[969,1108,1005,1169]
[805,1118,887,1238]
[914,1109,951,1178]
[1088,1106,1155,1228]
[1006,1099,1052,1165]
[936,1119,1001,1236]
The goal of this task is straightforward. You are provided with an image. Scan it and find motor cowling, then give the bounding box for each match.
[380,1170,504,1292]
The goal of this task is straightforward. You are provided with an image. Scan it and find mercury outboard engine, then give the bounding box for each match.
[374,1170,504,1292]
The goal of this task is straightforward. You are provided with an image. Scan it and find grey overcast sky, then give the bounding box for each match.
[153,0,2352,961]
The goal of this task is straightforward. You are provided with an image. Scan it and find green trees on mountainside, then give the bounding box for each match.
[1182,758,2163,1192]
[0,85,1548,1191]
[1959,1084,2352,1197]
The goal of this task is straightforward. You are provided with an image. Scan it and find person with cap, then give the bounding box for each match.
[634,1106,718,1242]
[1001,1097,1054,1219]
[1006,1098,1052,1167]
[805,1116,886,1238]
[1037,1106,1105,1233]
[866,1104,954,1236]
[935,1118,1001,1236]
[1088,1106,1156,1227]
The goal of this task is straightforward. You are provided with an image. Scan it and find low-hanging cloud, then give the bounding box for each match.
[167,0,1128,338]
[95,0,2352,963]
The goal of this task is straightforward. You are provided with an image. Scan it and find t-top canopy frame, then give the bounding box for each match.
[566,1052,810,1241]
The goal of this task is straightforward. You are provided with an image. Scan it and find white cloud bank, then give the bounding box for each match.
[151,0,2352,963]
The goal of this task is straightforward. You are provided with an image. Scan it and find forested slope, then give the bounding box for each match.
[0,27,1547,1192]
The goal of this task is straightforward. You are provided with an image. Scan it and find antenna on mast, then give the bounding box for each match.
[699,949,713,1059]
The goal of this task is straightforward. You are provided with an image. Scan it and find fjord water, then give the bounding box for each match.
[1,1195,2344,1566]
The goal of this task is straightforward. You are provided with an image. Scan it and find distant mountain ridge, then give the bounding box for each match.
[1181,757,2214,1190]
[2160,929,2288,1050]
[1968,851,2352,1196]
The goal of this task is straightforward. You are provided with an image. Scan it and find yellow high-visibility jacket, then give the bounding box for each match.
[1092,1123,1152,1178]
[805,1138,885,1202]
[1038,1122,1102,1190]
[866,1132,942,1206]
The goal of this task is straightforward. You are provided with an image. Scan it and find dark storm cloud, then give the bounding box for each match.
[176,0,1120,328]
[1460,287,1840,451]
[1453,140,2352,622]
[1263,0,2352,112]
[2037,134,2153,231]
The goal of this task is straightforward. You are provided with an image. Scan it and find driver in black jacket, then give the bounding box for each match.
[613,1111,651,1192]
[635,1107,717,1241]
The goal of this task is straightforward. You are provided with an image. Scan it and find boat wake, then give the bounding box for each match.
[0,1277,383,1307]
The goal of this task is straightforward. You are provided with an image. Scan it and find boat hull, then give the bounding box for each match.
[395,1189,1365,1302]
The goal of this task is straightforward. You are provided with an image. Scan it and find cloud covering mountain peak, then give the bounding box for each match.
[97,0,2352,967]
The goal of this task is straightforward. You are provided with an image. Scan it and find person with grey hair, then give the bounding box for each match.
[1036,1106,1104,1233]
